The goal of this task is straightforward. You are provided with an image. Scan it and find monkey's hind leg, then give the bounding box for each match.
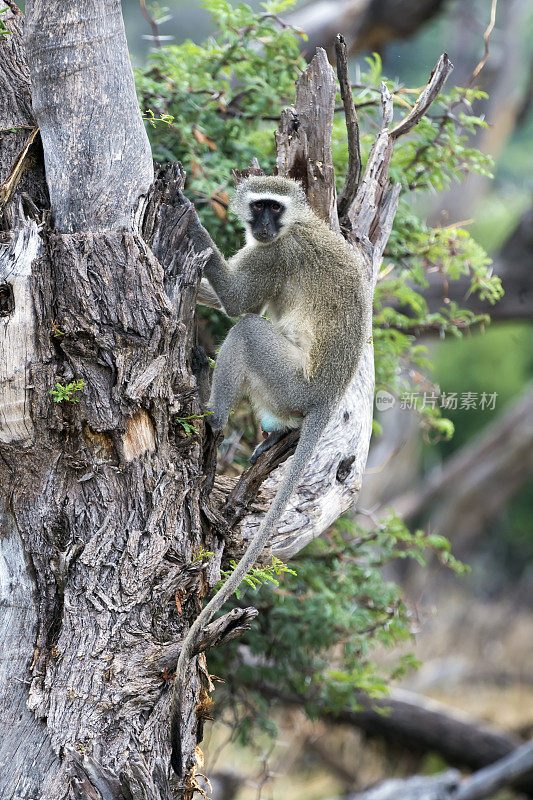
[206,320,247,429]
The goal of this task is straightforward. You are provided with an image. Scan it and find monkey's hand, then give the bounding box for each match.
[187,213,215,255]
[196,278,224,310]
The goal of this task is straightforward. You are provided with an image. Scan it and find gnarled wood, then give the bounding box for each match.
[275,48,340,232]
[0,5,216,799]
[0,6,453,794]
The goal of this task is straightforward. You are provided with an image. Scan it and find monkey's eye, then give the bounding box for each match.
[271,202,282,214]
[251,201,263,212]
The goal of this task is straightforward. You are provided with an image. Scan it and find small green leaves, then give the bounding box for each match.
[217,556,297,599]
[207,513,465,743]
[49,379,86,403]
[142,109,175,128]
[191,547,215,563]
[0,10,12,38]
[174,410,213,435]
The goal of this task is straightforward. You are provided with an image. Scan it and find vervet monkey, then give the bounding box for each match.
[171,175,371,774]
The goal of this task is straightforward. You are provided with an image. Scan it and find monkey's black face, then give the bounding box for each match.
[249,199,285,243]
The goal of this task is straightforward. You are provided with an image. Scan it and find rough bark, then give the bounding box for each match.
[0,10,47,227]
[0,4,215,799]
[275,48,340,232]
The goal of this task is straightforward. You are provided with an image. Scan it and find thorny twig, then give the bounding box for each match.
[467,0,499,87]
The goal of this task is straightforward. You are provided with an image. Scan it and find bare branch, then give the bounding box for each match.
[372,183,401,275]
[348,741,533,800]
[193,607,259,655]
[453,740,533,800]
[348,82,394,266]
[390,53,454,140]
[335,34,362,223]
[467,0,498,87]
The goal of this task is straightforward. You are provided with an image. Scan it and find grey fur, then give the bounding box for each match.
[171,176,371,775]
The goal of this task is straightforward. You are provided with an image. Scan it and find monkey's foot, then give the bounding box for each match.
[250,429,290,465]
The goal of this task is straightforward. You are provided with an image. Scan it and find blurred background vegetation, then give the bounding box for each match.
[121,1,533,797]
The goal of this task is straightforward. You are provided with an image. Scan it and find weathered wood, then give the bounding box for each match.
[275,48,340,232]
[0,219,212,799]
[0,6,455,794]
[453,740,533,800]
[390,53,453,140]
[193,607,259,654]
[348,82,394,258]
[0,6,218,798]
[349,771,460,800]
[24,0,153,233]
[0,508,59,798]
[0,217,41,444]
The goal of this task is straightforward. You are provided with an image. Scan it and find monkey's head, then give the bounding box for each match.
[232,176,310,245]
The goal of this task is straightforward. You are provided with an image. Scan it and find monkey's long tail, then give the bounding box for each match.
[170,405,333,775]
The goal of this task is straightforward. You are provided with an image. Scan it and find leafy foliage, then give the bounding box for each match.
[0,9,12,38]
[217,556,296,599]
[174,411,212,435]
[135,0,305,256]
[209,514,466,741]
[49,379,85,403]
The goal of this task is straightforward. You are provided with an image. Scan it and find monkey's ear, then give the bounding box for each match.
[232,157,265,185]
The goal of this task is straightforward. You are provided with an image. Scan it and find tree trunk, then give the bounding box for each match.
[0,3,219,798]
[0,4,451,798]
